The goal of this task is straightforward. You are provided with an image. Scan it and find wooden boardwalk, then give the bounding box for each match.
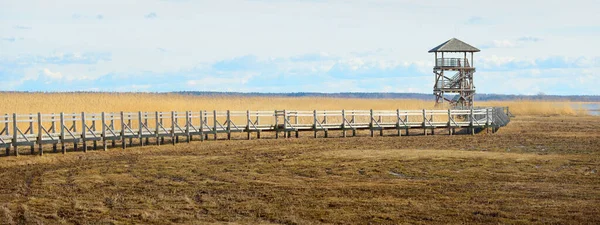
[0,107,510,156]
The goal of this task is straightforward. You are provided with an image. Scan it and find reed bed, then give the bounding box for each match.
[476,101,587,116]
[0,92,588,116]
[0,93,437,113]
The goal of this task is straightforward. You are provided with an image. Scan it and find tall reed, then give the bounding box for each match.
[0,92,586,116]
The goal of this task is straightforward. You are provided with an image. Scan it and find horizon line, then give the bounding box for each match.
[1,91,599,97]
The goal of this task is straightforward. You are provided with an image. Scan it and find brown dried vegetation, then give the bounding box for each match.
[0,114,599,224]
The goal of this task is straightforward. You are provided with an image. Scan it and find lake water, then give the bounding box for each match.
[573,103,600,116]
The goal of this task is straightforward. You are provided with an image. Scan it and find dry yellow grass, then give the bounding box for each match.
[0,116,599,224]
[0,92,588,116]
[0,92,436,113]
[0,93,598,224]
[477,100,587,116]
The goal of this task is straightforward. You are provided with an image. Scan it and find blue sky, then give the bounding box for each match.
[0,0,599,94]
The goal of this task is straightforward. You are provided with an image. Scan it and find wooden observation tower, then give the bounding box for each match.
[429,38,480,108]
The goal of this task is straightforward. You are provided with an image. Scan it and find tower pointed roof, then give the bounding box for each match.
[428,38,480,53]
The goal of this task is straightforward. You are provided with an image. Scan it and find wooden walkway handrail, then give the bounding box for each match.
[0,107,510,156]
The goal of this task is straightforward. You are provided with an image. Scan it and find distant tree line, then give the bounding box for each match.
[173,91,600,102]
[3,91,599,102]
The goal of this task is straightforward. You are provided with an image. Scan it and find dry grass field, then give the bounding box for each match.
[0,93,598,224]
[0,92,588,116]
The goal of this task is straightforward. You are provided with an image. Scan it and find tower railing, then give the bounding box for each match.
[435,58,470,68]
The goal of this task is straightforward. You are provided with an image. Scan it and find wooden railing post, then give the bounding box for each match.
[82,112,87,152]
[396,109,401,136]
[126,114,133,146]
[110,114,116,148]
[174,112,180,143]
[213,110,218,140]
[199,110,205,142]
[226,110,231,140]
[294,113,298,125]
[138,111,144,146]
[171,111,176,145]
[294,112,299,138]
[37,112,43,156]
[72,114,78,152]
[246,110,251,140]
[4,114,9,156]
[27,114,33,154]
[313,110,317,138]
[101,112,107,151]
[12,113,18,156]
[186,111,191,143]
[369,109,374,137]
[143,113,149,145]
[351,111,356,137]
[256,113,261,139]
[159,113,165,144]
[51,113,57,153]
[422,109,427,136]
[283,110,288,138]
[60,112,65,153]
[469,108,474,135]
[405,114,409,136]
[275,110,279,139]
[120,111,126,149]
[155,112,160,145]
[324,112,328,138]
[378,113,383,137]
[342,110,346,138]
[92,114,97,150]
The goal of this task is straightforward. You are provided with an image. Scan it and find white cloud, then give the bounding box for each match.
[71,13,105,20]
[517,36,541,42]
[0,0,598,94]
[145,12,157,19]
[43,68,63,79]
[185,74,254,90]
[465,16,484,25]
[1,37,25,42]
[130,84,151,90]
[13,25,32,30]
[480,55,517,66]
[482,40,517,48]
[481,36,542,49]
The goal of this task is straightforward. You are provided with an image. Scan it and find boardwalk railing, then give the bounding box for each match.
[0,107,510,156]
